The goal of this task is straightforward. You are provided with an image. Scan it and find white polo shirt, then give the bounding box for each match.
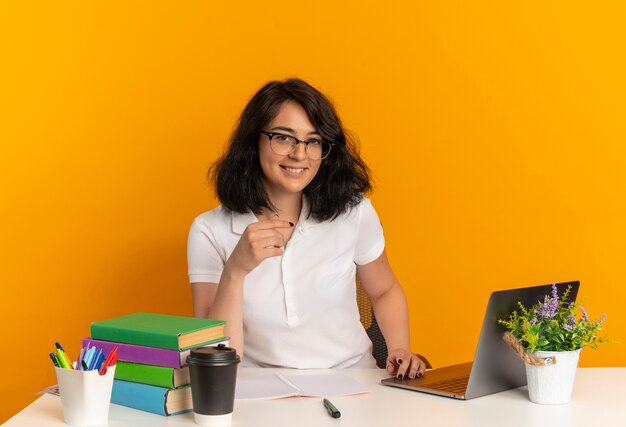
[187,197,385,369]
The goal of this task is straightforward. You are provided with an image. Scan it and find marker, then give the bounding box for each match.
[323,398,341,419]
[56,348,73,370]
[55,342,74,369]
[107,345,119,362]
[76,347,85,371]
[89,349,103,371]
[99,345,119,375]
[49,353,60,368]
[83,346,96,369]
[95,350,105,371]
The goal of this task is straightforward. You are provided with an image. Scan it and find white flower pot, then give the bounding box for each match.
[525,349,581,404]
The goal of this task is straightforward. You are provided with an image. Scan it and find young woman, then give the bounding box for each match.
[188,78,426,379]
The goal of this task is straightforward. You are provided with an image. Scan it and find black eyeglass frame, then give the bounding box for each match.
[260,131,335,160]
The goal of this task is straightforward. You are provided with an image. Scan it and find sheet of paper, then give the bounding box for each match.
[283,373,369,397]
[235,374,300,400]
[235,373,369,400]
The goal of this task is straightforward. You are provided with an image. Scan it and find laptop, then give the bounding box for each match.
[381,281,580,399]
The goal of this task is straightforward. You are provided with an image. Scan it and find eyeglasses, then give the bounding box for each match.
[260,131,334,160]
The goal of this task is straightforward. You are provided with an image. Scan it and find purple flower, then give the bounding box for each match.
[597,314,607,326]
[551,283,558,299]
[562,314,576,332]
[530,317,538,326]
[580,306,589,322]
[535,295,558,318]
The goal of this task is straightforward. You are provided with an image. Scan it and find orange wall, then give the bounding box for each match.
[1,1,625,422]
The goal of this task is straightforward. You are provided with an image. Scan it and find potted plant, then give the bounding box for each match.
[499,283,608,404]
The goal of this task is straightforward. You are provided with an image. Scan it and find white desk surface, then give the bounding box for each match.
[4,368,626,427]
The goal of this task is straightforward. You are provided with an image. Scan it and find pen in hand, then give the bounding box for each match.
[323,398,341,419]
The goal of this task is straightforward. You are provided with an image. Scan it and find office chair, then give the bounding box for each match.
[356,277,432,369]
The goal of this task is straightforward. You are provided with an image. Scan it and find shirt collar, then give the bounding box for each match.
[230,196,318,235]
[231,210,257,235]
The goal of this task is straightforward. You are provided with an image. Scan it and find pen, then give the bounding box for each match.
[56,347,73,370]
[89,349,103,371]
[80,343,90,370]
[99,345,119,375]
[83,346,96,370]
[76,347,85,371]
[323,398,341,419]
[94,349,105,370]
[89,347,98,367]
[55,342,74,369]
[49,353,60,368]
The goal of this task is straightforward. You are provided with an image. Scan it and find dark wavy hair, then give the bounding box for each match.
[209,78,371,221]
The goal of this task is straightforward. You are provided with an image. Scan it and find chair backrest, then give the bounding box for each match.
[356,277,433,370]
[356,277,389,368]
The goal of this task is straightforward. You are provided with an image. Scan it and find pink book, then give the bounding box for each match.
[82,336,229,368]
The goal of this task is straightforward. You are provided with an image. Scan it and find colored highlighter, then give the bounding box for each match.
[89,349,103,371]
[55,342,74,369]
[56,348,72,369]
[99,345,119,375]
[76,347,85,371]
[83,346,96,369]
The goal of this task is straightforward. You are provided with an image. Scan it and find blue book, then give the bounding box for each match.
[111,379,192,416]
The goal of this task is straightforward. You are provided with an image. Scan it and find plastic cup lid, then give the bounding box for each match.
[188,344,240,364]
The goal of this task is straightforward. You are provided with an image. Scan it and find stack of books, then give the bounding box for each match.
[83,312,227,416]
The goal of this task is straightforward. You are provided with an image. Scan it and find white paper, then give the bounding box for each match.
[235,373,369,400]
[235,374,300,400]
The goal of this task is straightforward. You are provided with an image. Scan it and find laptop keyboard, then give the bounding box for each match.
[425,376,469,394]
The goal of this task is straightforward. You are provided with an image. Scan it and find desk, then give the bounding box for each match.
[4,368,626,427]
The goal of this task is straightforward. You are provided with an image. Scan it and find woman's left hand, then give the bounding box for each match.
[386,349,427,380]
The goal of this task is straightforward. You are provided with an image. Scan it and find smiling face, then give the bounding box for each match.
[258,101,322,199]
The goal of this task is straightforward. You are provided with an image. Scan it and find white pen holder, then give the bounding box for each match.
[54,365,116,426]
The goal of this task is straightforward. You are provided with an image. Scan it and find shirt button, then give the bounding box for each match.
[299,226,305,233]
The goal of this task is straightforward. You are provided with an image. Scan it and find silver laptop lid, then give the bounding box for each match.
[465,281,580,399]
[381,281,580,399]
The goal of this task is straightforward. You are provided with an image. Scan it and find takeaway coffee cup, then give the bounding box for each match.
[187,344,240,426]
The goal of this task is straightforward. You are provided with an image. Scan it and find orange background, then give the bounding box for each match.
[1,1,625,422]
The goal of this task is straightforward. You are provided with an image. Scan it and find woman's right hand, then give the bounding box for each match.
[225,219,294,277]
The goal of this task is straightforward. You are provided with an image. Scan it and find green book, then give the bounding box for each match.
[115,361,190,388]
[91,312,226,350]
